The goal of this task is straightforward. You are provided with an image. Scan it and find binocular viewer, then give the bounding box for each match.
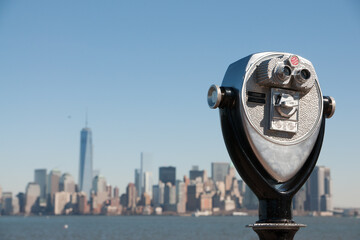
[208,52,335,239]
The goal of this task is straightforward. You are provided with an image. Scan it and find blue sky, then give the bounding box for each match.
[0,1,359,208]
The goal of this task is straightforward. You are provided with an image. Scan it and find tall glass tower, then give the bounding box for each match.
[79,127,93,197]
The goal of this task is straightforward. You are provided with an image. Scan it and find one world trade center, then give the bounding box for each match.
[79,127,93,197]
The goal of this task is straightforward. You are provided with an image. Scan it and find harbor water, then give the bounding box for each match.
[0,216,359,240]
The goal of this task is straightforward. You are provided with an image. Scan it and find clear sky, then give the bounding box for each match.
[0,1,359,208]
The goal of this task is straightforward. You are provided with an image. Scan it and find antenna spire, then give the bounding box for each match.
[85,109,88,127]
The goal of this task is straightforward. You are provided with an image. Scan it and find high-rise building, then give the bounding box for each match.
[47,169,61,210]
[306,166,332,212]
[164,182,176,211]
[243,185,258,210]
[12,197,19,215]
[225,166,236,191]
[176,181,187,213]
[54,191,71,215]
[106,185,112,198]
[1,192,13,215]
[139,153,144,196]
[152,181,165,207]
[199,193,212,211]
[187,182,203,211]
[25,183,40,214]
[60,173,75,193]
[92,175,107,194]
[126,183,137,209]
[16,192,25,213]
[34,169,47,205]
[159,166,176,185]
[211,162,230,183]
[293,186,306,213]
[238,179,246,196]
[135,153,146,197]
[79,127,93,197]
[152,185,160,207]
[134,169,140,197]
[92,175,108,211]
[189,166,207,183]
[113,186,119,198]
[143,171,153,198]
[78,192,89,214]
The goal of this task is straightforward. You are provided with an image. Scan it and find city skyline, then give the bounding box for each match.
[0,121,357,209]
[1,1,359,208]
[0,154,338,216]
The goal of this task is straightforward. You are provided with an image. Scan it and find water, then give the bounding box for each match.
[0,216,359,240]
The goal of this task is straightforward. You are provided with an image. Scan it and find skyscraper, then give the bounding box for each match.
[159,166,176,185]
[2,192,13,215]
[306,166,332,212]
[25,183,40,214]
[189,166,207,182]
[143,171,153,198]
[134,169,141,197]
[60,173,76,193]
[126,183,137,209]
[79,127,93,197]
[34,169,47,205]
[211,162,230,183]
[47,169,61,211]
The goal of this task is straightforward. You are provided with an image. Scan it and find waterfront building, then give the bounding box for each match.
[60,173,76,193]
[152,185,159,206]
[54,191,71,215]
[134,169,141,197]
[199,193,212,211]
[135,153,147,197]
[120,193,127,207]
[159,166,176,185]
[1,192,13,215]
[306,166,333,212]
[140,192,152,206]
[92,175,107,194]
[47,169,61,210]
[243,185,258,210]
[12,197,19,215]
[106,185,112,198]
[126,183,137,209]
[78,192,89,214]
[203,178,215,192]
[225,166,236,191]
[164,182,176,211]
[215,181,226,199]
[238,179,246,196]
[139,153,144,197]
[113,186,119,198]
[25,183,40,214]
[187,182,203,211]
[152,181,165,207]
[293,186,306,213]
[16,192,25,213]
[91,175,108,212]
[176,181,186,213]
[143,171,153,198]
[189,166,207,182]
[224,196,236,211]
[158,181,165,205]
[212,191,222,209]
[79,127,93,197]
[211,162,229,183]
[34,169,47,205]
